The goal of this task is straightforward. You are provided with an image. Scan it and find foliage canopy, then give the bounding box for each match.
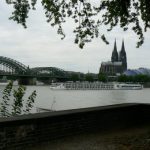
[4,0,150,48]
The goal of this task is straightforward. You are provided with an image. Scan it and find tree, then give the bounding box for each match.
[0,81,36,117]
[70,73,79,81]
[4,0,150,48]
[134,74,150,83]
[117,74,150,83]
[85,73,94,82]
[98,73,107,82]
[118,75,128,82]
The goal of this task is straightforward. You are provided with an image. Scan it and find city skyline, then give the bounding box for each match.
[0,1,150,73]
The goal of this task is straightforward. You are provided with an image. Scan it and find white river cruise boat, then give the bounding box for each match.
[50,82,143,90]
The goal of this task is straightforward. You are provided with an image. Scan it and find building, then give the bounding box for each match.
[124,68,150,76]
[99,40,127,76]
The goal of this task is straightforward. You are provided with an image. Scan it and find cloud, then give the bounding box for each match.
[0,1,150,73]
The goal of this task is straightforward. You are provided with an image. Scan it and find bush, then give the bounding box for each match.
[0,81,36,117]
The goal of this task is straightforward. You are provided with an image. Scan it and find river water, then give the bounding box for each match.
[0,85,150,113]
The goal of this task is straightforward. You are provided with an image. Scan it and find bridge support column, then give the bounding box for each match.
[0,76,8,82]
[18,77,37,85]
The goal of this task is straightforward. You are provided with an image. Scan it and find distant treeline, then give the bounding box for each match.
[98,73,150,83]
[117,74,150,83]
[69,72,150,83]
[70,73,96,82]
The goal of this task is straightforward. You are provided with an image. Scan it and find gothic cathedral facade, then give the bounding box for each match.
[100,40,127,76]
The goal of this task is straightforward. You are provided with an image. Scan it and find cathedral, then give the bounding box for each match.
[99,40,127,76]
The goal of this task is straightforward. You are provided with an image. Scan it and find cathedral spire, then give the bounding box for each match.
[119,39,127,71]
[114,39,117,52]
[121,39,125,52]
[111,39,118,62]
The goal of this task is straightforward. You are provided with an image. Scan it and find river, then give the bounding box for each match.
[0,85,150,113]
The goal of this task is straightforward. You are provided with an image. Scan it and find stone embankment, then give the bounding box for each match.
[0,103,150,150]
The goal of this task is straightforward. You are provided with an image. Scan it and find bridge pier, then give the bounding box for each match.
[18,77,37,85]
[0,76,7,82]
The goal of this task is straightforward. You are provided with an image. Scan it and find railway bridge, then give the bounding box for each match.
[0,56,70,85]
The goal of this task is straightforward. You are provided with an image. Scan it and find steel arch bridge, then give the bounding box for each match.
[0,56,70,80]
[0,56,28,75]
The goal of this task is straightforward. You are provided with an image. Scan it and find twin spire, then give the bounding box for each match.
[111,39,127,71]
[111,39,126,62]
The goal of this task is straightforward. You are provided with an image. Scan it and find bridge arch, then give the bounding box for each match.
[31,67,69,78]
[0,56,28,74]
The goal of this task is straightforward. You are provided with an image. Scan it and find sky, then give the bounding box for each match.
[0,1,150,73]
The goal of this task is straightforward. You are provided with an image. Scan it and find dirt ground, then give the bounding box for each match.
[30,125,150,150]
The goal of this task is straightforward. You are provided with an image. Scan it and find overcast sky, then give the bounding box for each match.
[0,1,150,73]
